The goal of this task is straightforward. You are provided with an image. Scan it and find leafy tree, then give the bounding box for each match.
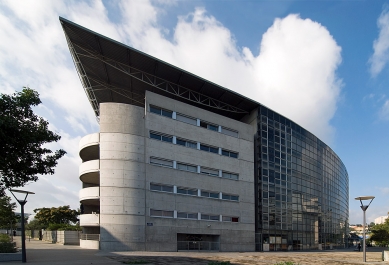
[0,196,17,229]
[33,205,80,227]
[0,87,66,195]
[370,219,389,246]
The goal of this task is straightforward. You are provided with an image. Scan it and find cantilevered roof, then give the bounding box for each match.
[59,17,259,121]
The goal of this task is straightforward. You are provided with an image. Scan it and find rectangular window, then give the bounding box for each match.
[177,162,197,173]
[150,209,174,218]
[150,157,173,168]
[221,193,239,201]
[221,149,238,158]
[200,121,219,131]
[150,105,173,118]
[149,132,173,143]
[150,183,174,193]
[177,187,197,196]
[200,144,218,154]
[200,167,219,176]
[222,216,239,222]
[176,113,197,125]
[177,212,197,219]
[221,127,238,138]
[176,138,197,149]
[222,171,239,180]
[201,191,219,199]
[201,214,220,221]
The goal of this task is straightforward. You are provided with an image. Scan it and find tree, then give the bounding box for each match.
[0,87,66,195]
[33,205,79,227]
[0,195,17,229]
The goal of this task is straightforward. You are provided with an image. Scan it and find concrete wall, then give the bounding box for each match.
[41,231,80,245]
[95,91,256,252]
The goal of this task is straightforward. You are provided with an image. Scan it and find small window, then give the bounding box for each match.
[200,167,219,176]
[221,149,239,158]
[150,157,173,168]
[177,163,197,173]
[222,171,239,180]
[150,209,174,218]
[177,187,197,196]
[200,121,219,131]
[177,212,197,219]
[150,183,173,193]
[221,127,238,138]
[176,138,197,149]
[201,191,219,199]
[176,114,197,125]
[150,132,173,143]
[201,214,220,221]
[150,105,173,118]
[222,216,239,222]
[221,193,239,201]
[200,144,219,154]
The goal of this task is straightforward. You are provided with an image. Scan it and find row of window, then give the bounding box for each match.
[150,209,239,222]
[150,131,239,158]
[150,183,239,201]
[150,105,239,138]
[150,157,239,180]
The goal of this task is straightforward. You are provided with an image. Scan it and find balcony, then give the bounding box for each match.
[79,187,99,204]
[79,160,99,185]
[79,133,99,162]
[80,213,100,227]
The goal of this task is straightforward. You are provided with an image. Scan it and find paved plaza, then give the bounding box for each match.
[2,238,389,265]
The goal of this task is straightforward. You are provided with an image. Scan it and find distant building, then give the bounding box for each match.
[374,216,388,224]
[61,17,349,252]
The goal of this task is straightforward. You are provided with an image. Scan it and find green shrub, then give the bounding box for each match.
[0,242,16,253]
[46,223,81,231]
[208,261,231,265]
[0,234,11,243]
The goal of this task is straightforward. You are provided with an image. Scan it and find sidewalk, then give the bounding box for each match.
[2,238,118,265]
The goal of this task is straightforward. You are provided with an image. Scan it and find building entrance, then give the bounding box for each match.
[177,233,220,251]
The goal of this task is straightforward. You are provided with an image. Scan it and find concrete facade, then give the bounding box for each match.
[79,91,256,251]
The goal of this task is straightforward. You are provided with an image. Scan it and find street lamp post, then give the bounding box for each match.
[9,189,35,263]
[355,196,375,263]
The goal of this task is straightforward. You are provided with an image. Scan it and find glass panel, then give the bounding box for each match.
[200,144,209,151]
[231,195,239,201]
[201,214,209,220]
[163,210,174,217]
[150,157,173,167]
[210,192,219,198]
[177,212,187,218]
[210,215,219,221]
[150,133,161,140]
[150,106,161,115]
[201,168,219,176]
[187,165,197,172]
[161,135,173,142]
[210,147,219,153]
[161,109,172,118]
[208,124,218,131]
[177,188,186,194]
[222,216,232,222]
[187,189,197,196]
[222,150,229,156]
[201,191,209,197]
[230,152,238,158]
[176,139,186,146]
[231,217,239,222]
[221,127,239,138]
[188,213,197,219]
[187,141,197,149]
[150,184,161,191]
[161,185,173,192]
[222,194,230,200]
[176,114,196,125]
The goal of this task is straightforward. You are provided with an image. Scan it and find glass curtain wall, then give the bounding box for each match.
[255,106,349,251]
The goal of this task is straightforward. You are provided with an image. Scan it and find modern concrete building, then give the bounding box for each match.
[60,17,349,252]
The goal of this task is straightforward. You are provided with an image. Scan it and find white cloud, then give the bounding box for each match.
[379,99,389,120]
[0,1,343,210]
[369,6,389,77]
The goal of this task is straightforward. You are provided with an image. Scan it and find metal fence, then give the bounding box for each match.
[80,234,100,241]
[177,241,219,251]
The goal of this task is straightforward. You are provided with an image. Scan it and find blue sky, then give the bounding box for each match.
[1,0,389,225]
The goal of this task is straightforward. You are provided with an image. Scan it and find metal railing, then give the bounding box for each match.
[177,241,219,251]
[80,234,100,241]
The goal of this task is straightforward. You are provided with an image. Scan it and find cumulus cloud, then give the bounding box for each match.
[369,6,389,77]
[0,0,342,210]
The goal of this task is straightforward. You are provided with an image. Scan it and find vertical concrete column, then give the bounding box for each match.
[218,148,222,155]
[218,126,222,133]
[172,136,177,144]
[198,189,201,197]
[197,165,201,174]
[173,161,177,169]
[196,119,200,126]
[172,112,177,120]
[174,186,177,194]
[219,192,222,199]
[198,212,201,220]
[219,170,222,177]
[197,142,201,150]
[174,210,177,218]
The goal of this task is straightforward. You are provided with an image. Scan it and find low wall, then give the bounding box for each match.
[41,231,80,245]
[80,239,99,249]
